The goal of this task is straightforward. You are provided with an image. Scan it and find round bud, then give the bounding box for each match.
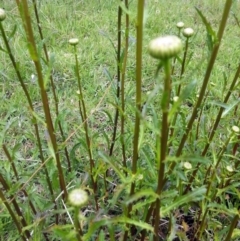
[183,162,192,170]
[68,188,89,207]
[226,165,233,172]
[232,126,240,133]
[173,96,179,102]
[69,38,79,46]
[183,28,194,38]
[176,22,184,29]
[0,8,6,21]
[148,35,182,60]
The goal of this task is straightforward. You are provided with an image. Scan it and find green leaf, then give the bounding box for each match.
[124,189,159,205]
[98,152,125,182]
[195,7,218,52]
[161,186,206,216]
[221,99,240,118]
[232,229,240,239]
[83,216,154,240]
[118,1,132,15]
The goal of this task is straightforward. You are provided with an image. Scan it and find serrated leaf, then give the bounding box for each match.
[161,186,206,216]
[125,189,159,205]
[83,216,154,240]
[221,99,240,118]
[118,1,132,15]
[195,7,218,52]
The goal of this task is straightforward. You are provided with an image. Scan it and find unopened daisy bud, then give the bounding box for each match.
[176,22,184,29]
[173,96,179,102]
[69,38,79,46]
[226,165,234,172]
[232,126,240,133]
[183,162,192,170]
[0,8,6,21]
[68,188,88,207]
[183,28,194,38]
[148,35,182,60]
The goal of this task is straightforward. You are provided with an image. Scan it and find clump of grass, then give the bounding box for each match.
[0,0,240,240]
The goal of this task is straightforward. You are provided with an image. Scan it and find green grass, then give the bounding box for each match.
[0,0,240,240]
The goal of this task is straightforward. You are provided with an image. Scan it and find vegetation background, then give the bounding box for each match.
[0,0,240,240]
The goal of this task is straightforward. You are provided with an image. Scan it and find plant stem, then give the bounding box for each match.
[224,214,239,241]
[120,0,129,174]
[0,14,58,222]
[73,45,98,210]
[168,0,232,177]
[154,59,171,240]
[16,0,67,199]
[0,189,27,241]
[74,208,83,241]
[32,0,71,172]
[122,1,144,240]
[109,2,122,156]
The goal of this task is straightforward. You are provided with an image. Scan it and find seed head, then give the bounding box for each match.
[68,188,89,207]
[69,38,79,46]
[0,8,6,21]
[183,28,194,38]
[148,35,182,60]
[176,22,184,29]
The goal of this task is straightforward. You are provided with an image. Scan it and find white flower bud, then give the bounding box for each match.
[183,28,194,38]
[0,8,6,21]
[69,38,79,46]
[176,22,184,29]
[148,35,182,60]
[68,189,89,207]
[232,126,239,133]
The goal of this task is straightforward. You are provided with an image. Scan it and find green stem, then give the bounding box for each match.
[122,1,144,240]
[32,0,71,172]
[0,189,27,241]
[109,2,122,156]
[120,0,129,175]
[0,12,57,222]
[74,208,83,241]
[16,0,67,199]
[154,59,171,239]
[73,46,98,211]
[168,0,232,176]
[224,214,239,241]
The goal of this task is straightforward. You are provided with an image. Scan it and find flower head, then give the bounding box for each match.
[0,8,6,21]
[176,22,184,29]
[148,35,182,60]
[68,188,89,207]
[183,28,194,38]
[69,38,79,46]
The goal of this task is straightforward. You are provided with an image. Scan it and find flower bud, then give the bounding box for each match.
[69,38,79,46]
[183,162,192,170]
[68,188,89,207]
[148,35,182,60]
[232,125,239,133]
[183,28,194,38]
[0,8,6,21]
[173,96,179,102]
[176,22,184,29]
